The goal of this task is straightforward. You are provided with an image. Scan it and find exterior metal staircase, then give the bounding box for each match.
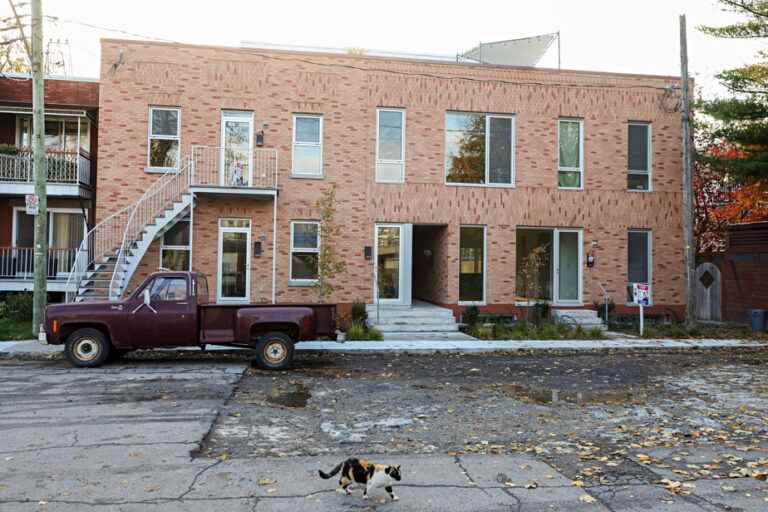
[66,157,192,302]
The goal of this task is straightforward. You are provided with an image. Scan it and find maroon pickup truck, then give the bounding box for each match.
[42,271,335,369]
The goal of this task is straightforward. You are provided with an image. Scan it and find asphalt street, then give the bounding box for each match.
[1,350,768,511]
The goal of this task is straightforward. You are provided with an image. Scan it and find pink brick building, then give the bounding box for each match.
[86,38,685,321]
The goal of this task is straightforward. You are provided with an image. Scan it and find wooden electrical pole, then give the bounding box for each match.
[680,14,695,327]
[31,0,47,336]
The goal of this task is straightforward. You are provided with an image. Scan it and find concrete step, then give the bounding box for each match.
[368,317,458,326]
[371,323,460,333]
[365,311,456,322]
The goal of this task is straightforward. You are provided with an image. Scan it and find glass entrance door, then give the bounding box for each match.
[220,111,253,187]
[375,225,402,304]
[217,219,251,302]
[554,229,582,304]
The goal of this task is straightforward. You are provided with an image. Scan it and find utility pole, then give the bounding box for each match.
[30,0,47,336]
[680,14,695,327]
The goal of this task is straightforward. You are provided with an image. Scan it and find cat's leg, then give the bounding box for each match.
[338,477,353,495]
[385,486,399,501]
[363,480,372,500]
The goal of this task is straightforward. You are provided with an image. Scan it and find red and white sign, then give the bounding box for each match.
[25,194,39,215]
[632,283,650,306]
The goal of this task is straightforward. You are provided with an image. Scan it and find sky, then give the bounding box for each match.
[7,0,766,98]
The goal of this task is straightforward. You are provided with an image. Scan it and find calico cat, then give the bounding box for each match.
[319,458,402,500]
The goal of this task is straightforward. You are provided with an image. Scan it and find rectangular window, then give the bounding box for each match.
[18,116,89,153]
[148,107,180,170]
[290,221,320,282]
[459,226,486,303]
[292,115,323,177]
[376,108,405,183]
[628,122,651,191]
[161,220,191,271]
[627,230,652,303]
[558,118,583,188]
[445,112,514,186]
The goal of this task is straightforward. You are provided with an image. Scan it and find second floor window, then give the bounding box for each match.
[445,112,515,186]
[628,122,651,191]
[558,118,583,189]
[376,108,405,183]
[292,114,323,177]
[148,107,180,170]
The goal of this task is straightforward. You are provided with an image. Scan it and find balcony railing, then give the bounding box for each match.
[191,146,278,190]
[0,149,92,187]
[0,247,78,280]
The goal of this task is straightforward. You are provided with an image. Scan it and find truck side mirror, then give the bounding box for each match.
[143,289,151,306]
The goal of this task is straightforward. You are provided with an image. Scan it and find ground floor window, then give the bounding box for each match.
[290,221,320,283]
[160,219,190,271]
[10,208,85,277]
[459,226,485,303]
[627,230,652,303]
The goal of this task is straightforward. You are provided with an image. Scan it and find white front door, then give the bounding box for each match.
[553,228,583,305]
[374,223,412,306]
[220,111,253,187]
[217,218,251,303]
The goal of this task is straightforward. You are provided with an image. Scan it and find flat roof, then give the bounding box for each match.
[0,71,99,83]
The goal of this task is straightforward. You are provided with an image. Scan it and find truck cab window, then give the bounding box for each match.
[148,277,187,301]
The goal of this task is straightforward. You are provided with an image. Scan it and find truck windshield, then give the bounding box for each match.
[197,274,210,305]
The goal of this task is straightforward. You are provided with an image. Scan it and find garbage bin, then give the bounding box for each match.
[749,309,766,332]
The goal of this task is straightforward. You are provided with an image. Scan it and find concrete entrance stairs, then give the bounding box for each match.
[552,309,607,331]
[366,301,473,340]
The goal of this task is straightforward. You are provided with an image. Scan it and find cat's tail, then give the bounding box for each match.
[318,461,343,479]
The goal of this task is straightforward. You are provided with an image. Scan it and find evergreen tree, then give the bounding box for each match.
[699,1,768,180]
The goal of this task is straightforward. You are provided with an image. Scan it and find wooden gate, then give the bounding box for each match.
[695,262,721,321]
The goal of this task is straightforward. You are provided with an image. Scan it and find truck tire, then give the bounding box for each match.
[254,332,294,370]
[64,328,111,368]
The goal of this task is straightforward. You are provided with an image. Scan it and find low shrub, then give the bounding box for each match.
[0,144,19,155]
[463,305,480,327]
[345,321,383,341]
[4,293,33,321]
[351,300,367,325]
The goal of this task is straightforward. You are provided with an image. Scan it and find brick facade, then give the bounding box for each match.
[98,39,685,315]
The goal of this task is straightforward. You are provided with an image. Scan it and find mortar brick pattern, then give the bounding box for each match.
[99,40,684,311]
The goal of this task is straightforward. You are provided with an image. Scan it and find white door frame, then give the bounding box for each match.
[553,228,583,305]
[220,111,254,187]
[216,219,251,303]
[373,223,412,306]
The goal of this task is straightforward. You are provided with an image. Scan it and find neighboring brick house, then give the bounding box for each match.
[720,222,768,324]
[0,74,98,298]
[83,38,685,322]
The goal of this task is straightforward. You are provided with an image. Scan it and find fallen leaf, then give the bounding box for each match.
[579,494,597,504]
[573,480,585,488]
[525,482,538,489]
[258,478,277,486]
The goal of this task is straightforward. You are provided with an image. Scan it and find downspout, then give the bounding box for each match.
[272,193,277,304]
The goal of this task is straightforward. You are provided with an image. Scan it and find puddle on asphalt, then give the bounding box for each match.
[265,382,311,408]
[498,383,648,405]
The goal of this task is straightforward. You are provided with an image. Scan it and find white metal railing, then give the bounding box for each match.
[191,146,278,190]
[108,156,192,299]
[0,247,78,280]
[0,149,92,186]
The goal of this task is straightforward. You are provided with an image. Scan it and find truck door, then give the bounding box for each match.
[132,276,197,347]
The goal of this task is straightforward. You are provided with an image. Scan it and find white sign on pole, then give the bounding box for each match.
[633,283,650,336]
[25,194,39,215]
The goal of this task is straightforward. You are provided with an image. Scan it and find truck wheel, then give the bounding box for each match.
[254,332,294,370]
[64,328,111,368]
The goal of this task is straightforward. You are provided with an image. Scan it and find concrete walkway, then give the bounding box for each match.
[1,337,766,357]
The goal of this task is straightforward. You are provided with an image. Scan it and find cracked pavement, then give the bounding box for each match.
[1,350,768,510]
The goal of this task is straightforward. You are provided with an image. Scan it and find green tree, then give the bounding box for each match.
[699,1,768,181]
[315,185,347,302]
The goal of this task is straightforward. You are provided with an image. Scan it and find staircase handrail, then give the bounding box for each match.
[65,202,138,302]
[108,156,192,299]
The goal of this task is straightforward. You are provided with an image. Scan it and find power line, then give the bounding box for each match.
[45,16,174,42]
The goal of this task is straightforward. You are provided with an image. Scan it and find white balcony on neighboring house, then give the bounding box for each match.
[0,148,93,198]
[190,145,278,198]
[0,247,79,292]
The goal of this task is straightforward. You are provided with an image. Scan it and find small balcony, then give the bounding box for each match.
[190,145,278,198]
[0,247,78,292]
[0,148,93,198]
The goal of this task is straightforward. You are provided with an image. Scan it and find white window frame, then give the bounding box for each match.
[444,112,516,188]
[291,114,323,178]
[289,220,321,285]
[12,207,87,277]
[159,219,191,272]
[557,118,584,190]
[375,108,406,183]
[147,106,181,173]
[627,229,653,305]
[220,110,254,187]
[458,224,487,306]
[628,121,652,192]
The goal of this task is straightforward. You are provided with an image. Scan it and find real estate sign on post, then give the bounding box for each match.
[633,283,650,336]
